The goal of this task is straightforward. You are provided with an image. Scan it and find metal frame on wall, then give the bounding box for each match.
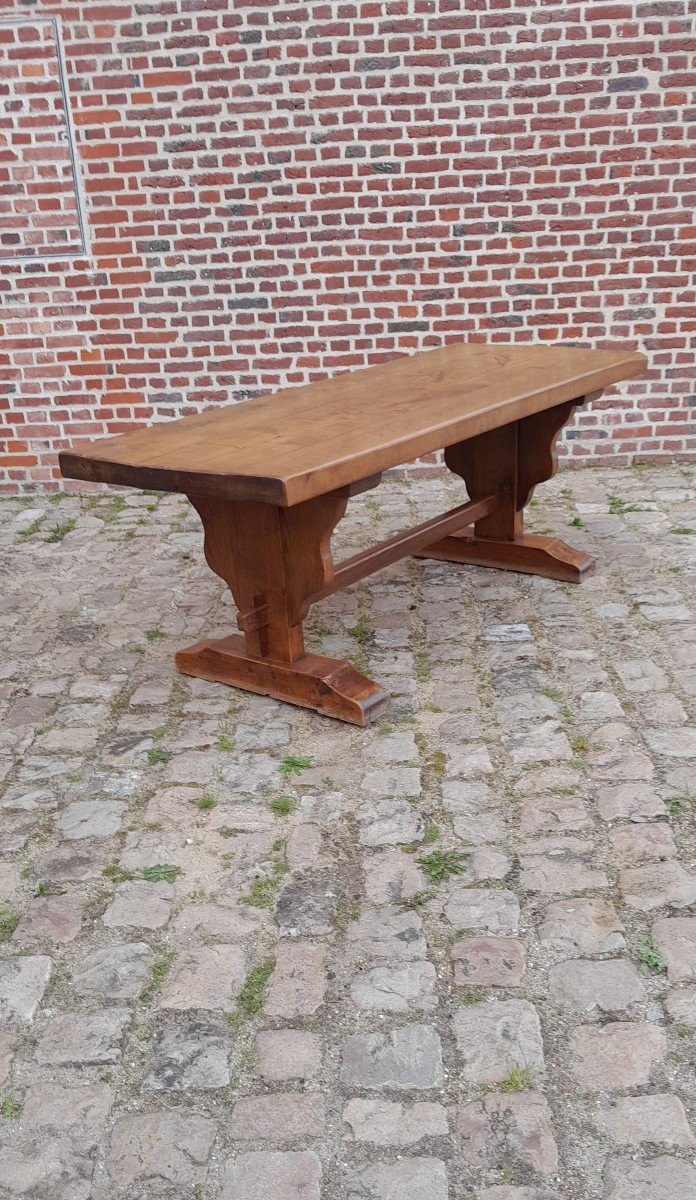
[0,12,91,263]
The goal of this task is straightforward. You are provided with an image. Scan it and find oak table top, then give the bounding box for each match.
[59,342,646,505]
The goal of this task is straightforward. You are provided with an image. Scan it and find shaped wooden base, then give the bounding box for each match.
[414,531,595,583]
[175,634,391,726]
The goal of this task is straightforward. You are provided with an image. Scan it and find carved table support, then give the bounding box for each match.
[414,396,598,582]
[175,491,391,726]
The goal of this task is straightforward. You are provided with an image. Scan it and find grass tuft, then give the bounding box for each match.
[144,945,175,999]
[229,957,276,1026]
[103,864,134,883]
[19,517,44,541]
[0,907,19,942]
[348,614,373,644]
[240,877,279,908]
[278,754,312,780]
[270,795,295,817]
[635,935,666,974]
[418,848,468,884]
[497,1066,532,1093]
[667,795,692,816]
[46,518,76,543]
[413,648,431,682]
[147,747,172,766]
[1,1098,22,1119]
[607,495,637,515]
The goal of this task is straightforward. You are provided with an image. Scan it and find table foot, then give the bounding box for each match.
[415,532,595,583]
[175,634,391,726]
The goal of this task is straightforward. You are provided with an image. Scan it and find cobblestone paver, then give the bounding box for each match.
[1,465,695,1198]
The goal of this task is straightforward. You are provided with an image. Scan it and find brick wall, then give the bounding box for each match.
[1,0,694,494]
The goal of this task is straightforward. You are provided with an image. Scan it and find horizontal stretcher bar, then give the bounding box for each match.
[310,492,501,601]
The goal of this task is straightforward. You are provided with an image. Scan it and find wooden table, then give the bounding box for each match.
[60,342,645,725]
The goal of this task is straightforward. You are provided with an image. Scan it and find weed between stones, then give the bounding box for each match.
[0,908,20,942]
[278,754,312,781]
[418,849,469,885]
[229,957,276,1026]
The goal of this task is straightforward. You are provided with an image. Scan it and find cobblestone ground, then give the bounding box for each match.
[1,465,696,1200]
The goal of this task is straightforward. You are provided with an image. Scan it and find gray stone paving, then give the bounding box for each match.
[0,464,695,1198]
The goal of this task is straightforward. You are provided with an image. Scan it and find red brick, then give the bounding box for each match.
[142,70,193,89]
[0,2,692,491]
